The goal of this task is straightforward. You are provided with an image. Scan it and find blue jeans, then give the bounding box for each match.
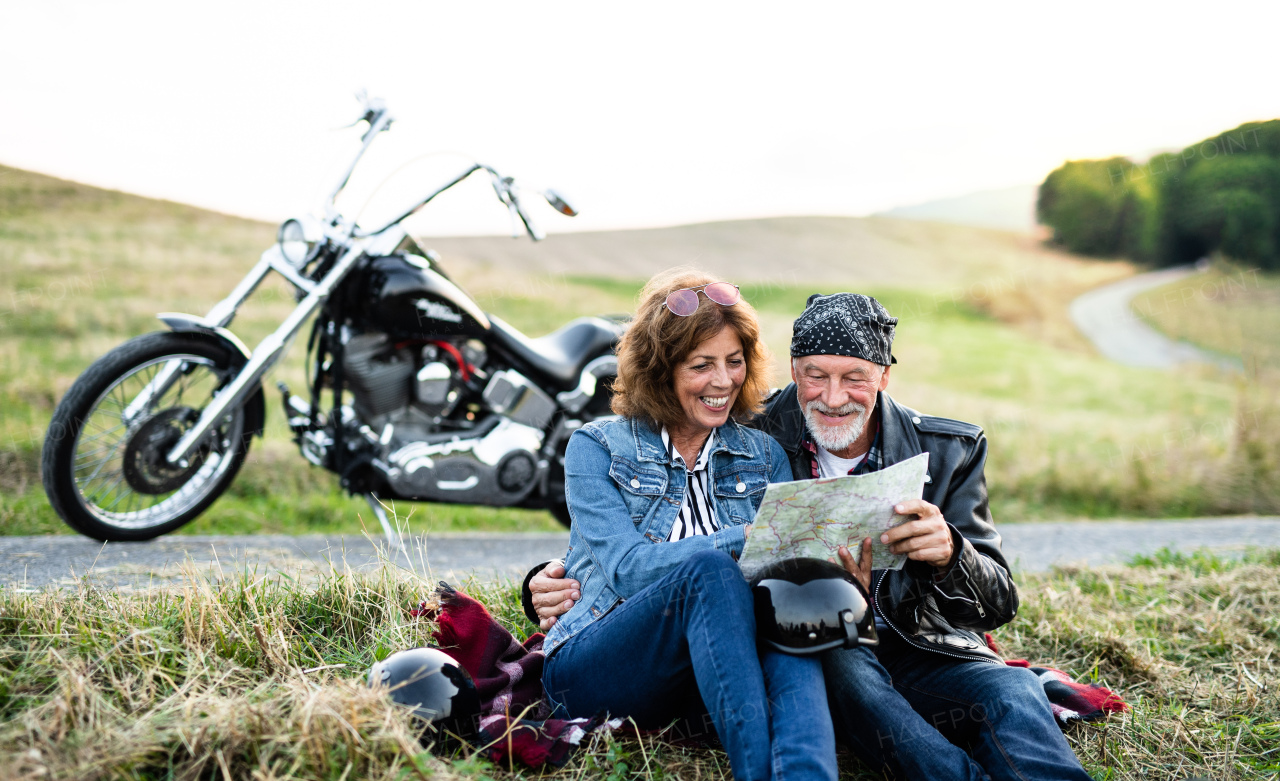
[543,549,837,781]
[824,631,1092,780]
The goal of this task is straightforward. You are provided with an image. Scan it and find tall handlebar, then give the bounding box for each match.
[507,188,545,241]
[333,98,563,243]
[325,99,395,217]
[487,171,545,241]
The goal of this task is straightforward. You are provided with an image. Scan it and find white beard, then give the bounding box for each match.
[802,399,869,453]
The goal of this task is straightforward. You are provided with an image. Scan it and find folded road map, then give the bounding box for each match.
[737,452,930,579]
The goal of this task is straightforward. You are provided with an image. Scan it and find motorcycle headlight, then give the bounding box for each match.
[277,218,315,268]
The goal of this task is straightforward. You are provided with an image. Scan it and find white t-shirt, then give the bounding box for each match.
[814,444,867,478]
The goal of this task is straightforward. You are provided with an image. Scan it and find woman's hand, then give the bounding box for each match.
[836,538,874,593]
[530,562,580,631]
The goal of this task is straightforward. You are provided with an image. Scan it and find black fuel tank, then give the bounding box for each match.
[354,255,491,339]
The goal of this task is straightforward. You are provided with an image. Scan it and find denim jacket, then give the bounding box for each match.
[542,416,791,655]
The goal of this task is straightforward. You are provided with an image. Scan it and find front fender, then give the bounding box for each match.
[157,313,267,438]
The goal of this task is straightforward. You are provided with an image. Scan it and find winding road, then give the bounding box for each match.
[1068,265,1239,369]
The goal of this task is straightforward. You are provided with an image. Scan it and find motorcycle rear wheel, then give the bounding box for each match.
[42,332,252,541]
[548,500,572,528]
[544,375,616,529]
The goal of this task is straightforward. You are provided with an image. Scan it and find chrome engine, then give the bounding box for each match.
[338,332,557,504]
[384,417,545,504]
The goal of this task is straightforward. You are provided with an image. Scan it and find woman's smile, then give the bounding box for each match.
[673,326,746,434]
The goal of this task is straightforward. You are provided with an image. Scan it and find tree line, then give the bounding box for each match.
[1036,120,1280,269]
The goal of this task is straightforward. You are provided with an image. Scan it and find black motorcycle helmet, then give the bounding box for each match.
[367,647,482,741]
[751,557,878,655]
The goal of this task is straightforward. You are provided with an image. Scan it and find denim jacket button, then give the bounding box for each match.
[630,478,641,489]
[735,481,746,493]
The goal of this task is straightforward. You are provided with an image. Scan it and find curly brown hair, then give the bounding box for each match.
[611,268,772,430]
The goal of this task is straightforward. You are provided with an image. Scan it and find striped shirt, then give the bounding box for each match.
[661,427,720,541]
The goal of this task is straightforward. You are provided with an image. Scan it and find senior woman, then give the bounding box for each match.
[541,270,836,781]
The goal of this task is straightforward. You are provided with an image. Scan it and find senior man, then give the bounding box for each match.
[525,293,1092,781]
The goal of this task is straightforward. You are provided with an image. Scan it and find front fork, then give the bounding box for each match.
[121,360,187,428]
[160,232,402,466]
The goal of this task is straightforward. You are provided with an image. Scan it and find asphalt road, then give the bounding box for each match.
[1068,265,1239,370]
[2,517,1277,590]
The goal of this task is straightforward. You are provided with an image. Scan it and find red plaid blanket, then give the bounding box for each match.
[984,634,1128,724]
[411,583,616,767]
[409,585,1126,768]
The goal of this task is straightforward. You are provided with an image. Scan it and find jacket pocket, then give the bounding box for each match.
[608,457,666,522]
[714,469,769,522]
[565,556,594,585]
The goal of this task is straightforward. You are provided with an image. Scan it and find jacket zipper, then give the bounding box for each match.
[873,571,1001,665]
[959,560,987,618]
[929,559,988,619]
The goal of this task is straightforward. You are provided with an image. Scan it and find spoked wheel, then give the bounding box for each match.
[42,332,253,541]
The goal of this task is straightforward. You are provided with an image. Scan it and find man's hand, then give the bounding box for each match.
[529,561,580,631]
[836,537,873,593]
[882,499,954,571]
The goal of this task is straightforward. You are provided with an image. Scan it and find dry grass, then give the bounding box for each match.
[1,568,436,780]
[1,548,1278,780]
[1004,548,1280,780]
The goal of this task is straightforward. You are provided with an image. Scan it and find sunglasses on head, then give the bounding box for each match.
[664,282,741,316]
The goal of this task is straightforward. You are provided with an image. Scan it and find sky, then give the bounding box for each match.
[3,1,1278,236]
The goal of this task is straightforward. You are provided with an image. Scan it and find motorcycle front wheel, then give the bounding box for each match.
[42,332,253,541]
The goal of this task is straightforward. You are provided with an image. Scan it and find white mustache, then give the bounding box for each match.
[806,400,865,417]
[803,399,868,453]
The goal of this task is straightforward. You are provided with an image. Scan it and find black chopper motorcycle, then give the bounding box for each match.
[42,96,622,542]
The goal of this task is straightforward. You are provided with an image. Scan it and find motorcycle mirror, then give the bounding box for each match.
[543,189,578,217]
[277,218,311,268]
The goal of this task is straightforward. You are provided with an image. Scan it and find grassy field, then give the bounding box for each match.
[1,549,1276,780]
[1132,262,1280,376]
[2,164,1279,537]
[3,166,1279,780]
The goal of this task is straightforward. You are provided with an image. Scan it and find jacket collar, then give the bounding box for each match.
[875,392,923,466]
[767,384,921,467]
[630,416,754,464]
[766,384,807,457]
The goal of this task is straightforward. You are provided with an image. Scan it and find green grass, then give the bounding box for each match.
[3,165,1280,537]
[1,551,1277,779]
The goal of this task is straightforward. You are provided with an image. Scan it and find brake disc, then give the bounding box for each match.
[122,407,211,495]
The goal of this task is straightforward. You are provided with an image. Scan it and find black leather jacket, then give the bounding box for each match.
[757,386,1017,663]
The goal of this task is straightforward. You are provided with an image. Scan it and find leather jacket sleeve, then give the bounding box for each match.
[881,433,1018,633]
[521,559,558,625]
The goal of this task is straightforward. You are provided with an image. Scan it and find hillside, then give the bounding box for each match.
[428,207,1132,354]
[2,164,1275,535]
[876,183,1039,233]
[430,210,1102,290]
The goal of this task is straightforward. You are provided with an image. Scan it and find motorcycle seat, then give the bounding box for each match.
[488,315,622,390]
